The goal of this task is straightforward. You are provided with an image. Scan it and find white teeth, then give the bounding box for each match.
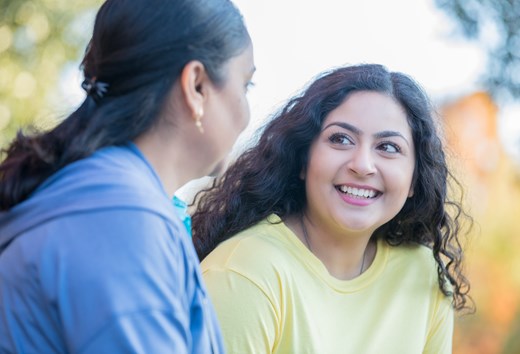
[338,185,376,198]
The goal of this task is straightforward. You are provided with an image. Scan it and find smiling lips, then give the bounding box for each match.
[336,185,379,199]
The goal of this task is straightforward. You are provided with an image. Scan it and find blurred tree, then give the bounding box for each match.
[0,0,102,148]
[503,314,520,354]
[434,0,520,103]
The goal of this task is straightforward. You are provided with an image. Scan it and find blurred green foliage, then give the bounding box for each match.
[0,0,102,148]
[503,313,520,354]
[435,0,520,103]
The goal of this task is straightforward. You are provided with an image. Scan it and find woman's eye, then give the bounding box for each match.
[328,133,353,145]
[378,142,401,153]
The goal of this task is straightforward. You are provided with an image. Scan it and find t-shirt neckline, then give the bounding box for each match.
[267,214,388,293]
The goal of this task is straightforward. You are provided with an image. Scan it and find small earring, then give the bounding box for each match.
[194,108,204,134]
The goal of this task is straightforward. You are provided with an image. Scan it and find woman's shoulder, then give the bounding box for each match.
[29,144,176,222]
[385,241,441,283]
[388,241,436,262]
[201,216,293,277]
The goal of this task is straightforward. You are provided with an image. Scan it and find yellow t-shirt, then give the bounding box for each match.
[202,215,453,354]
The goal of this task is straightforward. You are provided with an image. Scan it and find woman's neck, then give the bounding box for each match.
[134,126,207,198]
[286,214,377,280]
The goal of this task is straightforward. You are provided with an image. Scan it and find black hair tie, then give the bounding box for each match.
[81,77,109,102]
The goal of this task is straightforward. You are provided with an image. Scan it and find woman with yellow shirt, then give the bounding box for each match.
[192,64,472,354]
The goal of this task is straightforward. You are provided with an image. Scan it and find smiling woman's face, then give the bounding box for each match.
[303,90,416,238]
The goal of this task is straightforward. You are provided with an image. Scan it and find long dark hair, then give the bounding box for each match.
[0,0,250,210]
[192,64,473,311]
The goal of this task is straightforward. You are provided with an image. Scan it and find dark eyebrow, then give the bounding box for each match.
[374,131,410,146]
[322,122,361,135]
[322,122,410,146]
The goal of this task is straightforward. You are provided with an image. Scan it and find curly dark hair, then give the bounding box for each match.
[192,63,473,312]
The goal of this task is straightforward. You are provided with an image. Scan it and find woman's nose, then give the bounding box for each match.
[347,147,377,176]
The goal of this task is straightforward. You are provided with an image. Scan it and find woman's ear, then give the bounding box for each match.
[180,60,208,123]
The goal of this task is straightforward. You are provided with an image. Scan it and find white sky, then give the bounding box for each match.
[60,0,520,160]
[231,0,520,160]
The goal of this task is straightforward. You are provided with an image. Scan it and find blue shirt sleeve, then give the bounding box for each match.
[39,208,197,352]
[79,309,190,354]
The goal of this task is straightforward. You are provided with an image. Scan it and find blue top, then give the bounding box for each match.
[0,144,225,354]
[172,195,192,237]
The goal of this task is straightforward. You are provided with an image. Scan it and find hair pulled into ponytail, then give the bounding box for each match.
[0,0,250,210]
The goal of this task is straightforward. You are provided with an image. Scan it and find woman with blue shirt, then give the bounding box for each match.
[0,0,255,352]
